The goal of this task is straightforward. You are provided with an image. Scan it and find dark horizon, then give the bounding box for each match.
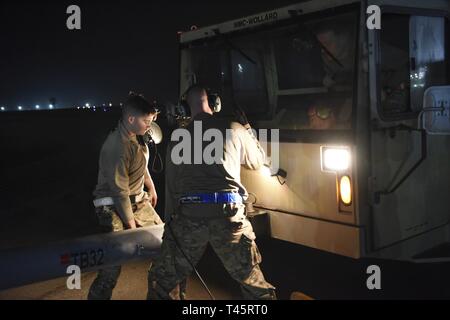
[0,0,299,111]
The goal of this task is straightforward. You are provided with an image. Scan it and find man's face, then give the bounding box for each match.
[128,113,157,135]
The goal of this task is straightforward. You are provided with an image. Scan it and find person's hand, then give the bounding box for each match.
[125,219,137,230]
[125,218,144,229]
[149,188,158,208]
[234,108,251,129]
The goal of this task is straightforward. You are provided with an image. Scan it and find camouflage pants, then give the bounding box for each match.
[147,204,276,300]
[88,196,163,300]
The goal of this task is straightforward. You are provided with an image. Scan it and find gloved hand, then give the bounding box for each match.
[234,108,251,129]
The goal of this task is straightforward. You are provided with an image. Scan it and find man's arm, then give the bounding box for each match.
[104,153,137,229]
[233,108,266,170]
[145,167,157,207]
[238,125,266,170]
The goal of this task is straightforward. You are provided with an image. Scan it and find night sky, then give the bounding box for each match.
[0,0,299,110]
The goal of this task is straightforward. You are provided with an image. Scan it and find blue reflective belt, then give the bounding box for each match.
[179,192,243,204]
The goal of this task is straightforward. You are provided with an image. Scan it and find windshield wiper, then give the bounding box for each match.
[288,10,344,68]
[212,28,257,65]
[301,23,344,68]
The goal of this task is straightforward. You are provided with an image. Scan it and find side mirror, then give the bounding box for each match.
[421,85,450,135]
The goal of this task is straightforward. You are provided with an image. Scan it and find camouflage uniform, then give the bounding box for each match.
[148,113,276,300]
[88,121,163,300]
[89,195,162,300]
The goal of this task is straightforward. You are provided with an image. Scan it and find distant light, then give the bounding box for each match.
[238,64,243,73]
[120,103,123,106]
[35,105,40,109]
[77,106,80,109]
[109,103,112,107]
[18,106,22,110]
[1,107,5,111]
[49,104,54,109]
[102,103,106,107]
[85,103,90,107]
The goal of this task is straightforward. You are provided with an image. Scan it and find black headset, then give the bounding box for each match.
[179,85,222,116]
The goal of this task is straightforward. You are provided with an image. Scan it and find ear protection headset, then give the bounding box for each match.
[207,92,222,113]
[179,85,222,116]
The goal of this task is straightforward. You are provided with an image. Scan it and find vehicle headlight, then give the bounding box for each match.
[321,147,351,172]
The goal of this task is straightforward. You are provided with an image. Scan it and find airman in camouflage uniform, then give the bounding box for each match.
[88,93,163,300]
[147,85,276,300]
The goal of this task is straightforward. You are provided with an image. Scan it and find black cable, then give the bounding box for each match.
[276,175,286,185]
[167,219,215,300]
[151,143,163,173]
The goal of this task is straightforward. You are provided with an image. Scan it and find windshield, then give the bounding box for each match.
[180,9,358,131]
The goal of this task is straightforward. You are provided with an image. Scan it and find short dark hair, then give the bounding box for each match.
[122,92,158,117]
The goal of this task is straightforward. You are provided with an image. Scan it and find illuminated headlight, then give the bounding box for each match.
[321,147,351,172]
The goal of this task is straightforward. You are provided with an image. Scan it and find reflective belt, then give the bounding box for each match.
[93,197,114,207]
[93,192,146,208]
[179,192,243,204]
